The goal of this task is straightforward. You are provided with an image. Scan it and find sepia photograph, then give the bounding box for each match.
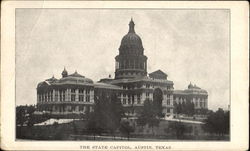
[0,1,248,151]
[15,8,230,141]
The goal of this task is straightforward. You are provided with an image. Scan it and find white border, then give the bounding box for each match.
[1,1,249,150]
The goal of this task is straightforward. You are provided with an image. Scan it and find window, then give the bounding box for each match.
[71,89,76,93]
[167,99,170,105]
[146,92,150,99]
[167,108,170,113]
[79,106,84,111]
[59,91,62,102]
[146,84,150,88]
[128,95,131,104]
[55,91,58,101]
[86,89,90,102]
[50,91,53,101]
[62,91,65,101]
[137,94,140,104]
[39,95,42,102]
[71,94,75,101]
[48,93,50,102]
[86,96,90,102]
[123,99,126,104]
[86,89,90,94]
[79,95,84,102]
[79,89,84,94]
[199,101,202,107]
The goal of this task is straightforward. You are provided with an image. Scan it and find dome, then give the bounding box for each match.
[45,75,57,82]
[188,82,194,89]
[59,71,93,84]
[119,19,144,52]
[120,33,143,49]
[186,83,208,94]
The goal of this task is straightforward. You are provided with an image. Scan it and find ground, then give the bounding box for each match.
[16,119,229,141]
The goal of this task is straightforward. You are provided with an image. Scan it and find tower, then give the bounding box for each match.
[115,18,147,79]
[62,67,68,78]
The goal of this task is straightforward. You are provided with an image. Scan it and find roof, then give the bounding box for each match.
[68,71,85,78]
[94,82,122,90]
[110,76,173,84]
[174,88,208,95]
[37,71,94,88]
[119,19,144,52]
[149,70,168,76]
[173,90,187,95]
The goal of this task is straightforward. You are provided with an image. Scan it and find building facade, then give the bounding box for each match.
[36,69,122,115]
[36,19,208,117]
[173,83,208,114]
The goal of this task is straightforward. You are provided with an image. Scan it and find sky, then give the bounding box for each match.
[16,9,230,110]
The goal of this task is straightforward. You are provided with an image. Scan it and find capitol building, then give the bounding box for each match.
[36,19,208,117]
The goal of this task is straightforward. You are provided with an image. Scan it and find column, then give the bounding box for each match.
[125,94,128,104]
[170,94,173,106]
[205,98,208,108]
[65,89,67,102]
[58,90,61,102]
[68,89,71,102]
[37,93,39,103]
[83,88,86,102]
[52,89,55,102]
[90,89,94,103]
[46,92,48,102]
[134,94,137,104]
[76,89,79,102]
[142,92,146,102]
[149,93,153,100]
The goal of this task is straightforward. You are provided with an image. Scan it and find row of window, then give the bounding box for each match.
[38,105,92,112]
[174,97,207,101]
[122,84,172,90]
[122,94,141,105]
[195,101,207,108]
[38,93,91,102]
[175,100,207,108]
[71,89,91,94]
[116,60,146,70]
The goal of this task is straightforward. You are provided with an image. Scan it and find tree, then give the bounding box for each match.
[173,101,180,115]
[86,92,125,138]
[203,108,230,136]
[173,101,195,117]
[16,105,36,127]
[119,121,135,140]
[16,106,26,126]
[137,99,161,135]
[169,121,187,139]
[86,112,103,140]
[185,101,195,116]
[152,89,163,117]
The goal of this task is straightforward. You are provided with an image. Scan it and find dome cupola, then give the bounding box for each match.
[119,18,144,55]
[115,18,147,79]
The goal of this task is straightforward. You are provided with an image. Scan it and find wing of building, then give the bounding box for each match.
[36,19,208,117]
